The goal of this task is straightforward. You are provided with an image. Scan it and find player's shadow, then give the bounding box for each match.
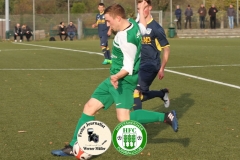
[143,93,194,147]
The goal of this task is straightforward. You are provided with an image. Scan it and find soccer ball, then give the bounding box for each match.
[73,142,92,160]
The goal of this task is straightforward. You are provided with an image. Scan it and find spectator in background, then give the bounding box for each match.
[59,22,68,41]
[175,5,182,29]
[208,4,218,29]
[14,23,23,42]
[227,4,235,29]
[66,21,77,41]
[22,24,32,41]
[184,5,193,29]
[198,4,207,29]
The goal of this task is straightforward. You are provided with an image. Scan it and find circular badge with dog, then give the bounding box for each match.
[77,120,112,155]
[112,120,147,156]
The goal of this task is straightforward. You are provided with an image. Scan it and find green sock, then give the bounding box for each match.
[69,113,95,146]
[130,109,165,124]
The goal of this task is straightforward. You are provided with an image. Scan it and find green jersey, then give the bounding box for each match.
[110,18,141,86]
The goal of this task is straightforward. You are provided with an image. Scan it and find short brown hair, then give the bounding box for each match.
[104,4,126,19]
[137,0,151,5]
[99,3,104,7]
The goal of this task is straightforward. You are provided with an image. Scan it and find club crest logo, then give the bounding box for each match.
[77,120,112,155]
[112,120,147,156]
[146,28,152,34]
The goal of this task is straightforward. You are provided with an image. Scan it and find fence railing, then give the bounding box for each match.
[0,12,239,40]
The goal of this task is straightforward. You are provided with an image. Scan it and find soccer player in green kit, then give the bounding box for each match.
[51,2,178,157]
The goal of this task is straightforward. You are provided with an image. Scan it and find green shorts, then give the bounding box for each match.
[91,77,135,110]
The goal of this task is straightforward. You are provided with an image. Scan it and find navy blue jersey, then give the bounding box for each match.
[140,18,169,69]
[96,12,109,37]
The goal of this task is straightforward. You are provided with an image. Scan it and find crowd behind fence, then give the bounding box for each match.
[0,10,239,40]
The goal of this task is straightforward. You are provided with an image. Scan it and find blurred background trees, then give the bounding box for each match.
[0,0,238,15]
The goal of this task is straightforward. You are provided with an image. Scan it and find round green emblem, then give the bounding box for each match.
[112,120,147,156]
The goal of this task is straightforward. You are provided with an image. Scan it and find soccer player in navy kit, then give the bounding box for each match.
[134,0,171,110]
[92,3,112,65]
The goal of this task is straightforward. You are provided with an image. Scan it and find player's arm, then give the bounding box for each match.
[136,0,148,35]
[135,13,146,35]
[111,70,129,89]
[155,27,170,80]
[138,0,147,28]
[111,32,137,89]
[160,46,170,76]
[92,16,98,28]
[92,22,97,28]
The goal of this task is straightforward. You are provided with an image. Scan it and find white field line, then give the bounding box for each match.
[167,64,240,69]
[0,68,109,71]
[13,43,103,56]
[12,43,240,90]
[0,48,52,51]
[12,43,240,69]
[165,69,240,90]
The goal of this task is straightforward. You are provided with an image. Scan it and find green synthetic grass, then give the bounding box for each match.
[0,38,240,160]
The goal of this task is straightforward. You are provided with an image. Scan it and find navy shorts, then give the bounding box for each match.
[137,64,159,92]
[100,36,108,47]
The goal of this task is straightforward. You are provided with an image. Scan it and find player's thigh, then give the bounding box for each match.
[110,82,134,110]
[116,108,130,122]
[138,69,158,92]
[91,78,114,110]
[100,36,108,47]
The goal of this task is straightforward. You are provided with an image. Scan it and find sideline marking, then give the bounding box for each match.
[0,49,52,51]
[0,68,109,71]
[167,64,240,69]
[13,43,240,90]
[14,43,103,56]
[165,69,240,90]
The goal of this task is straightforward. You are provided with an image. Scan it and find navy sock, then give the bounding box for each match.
[102,47,108,59]
[106,49,111,59]
[142,90,164,102]
[133,97,142,110]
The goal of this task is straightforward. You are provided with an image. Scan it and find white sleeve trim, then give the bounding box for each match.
[138,23,146,35]
[118,32,137,75]
[135,13,140,22]
[136,13,146,35]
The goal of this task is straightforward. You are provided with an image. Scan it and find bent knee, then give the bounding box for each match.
[83,103,96,116]
[117,116,129,122]
[83,98,103,116]
[116,109,130,122]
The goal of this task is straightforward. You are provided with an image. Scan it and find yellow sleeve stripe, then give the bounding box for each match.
[162,45,170,48]
[155,39,170,51]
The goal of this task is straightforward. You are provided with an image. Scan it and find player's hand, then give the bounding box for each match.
[139,0,148,14]
[110,75,119,89]
[92,24,96,28]
[107,30,111,36]
[158,69,164,80]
